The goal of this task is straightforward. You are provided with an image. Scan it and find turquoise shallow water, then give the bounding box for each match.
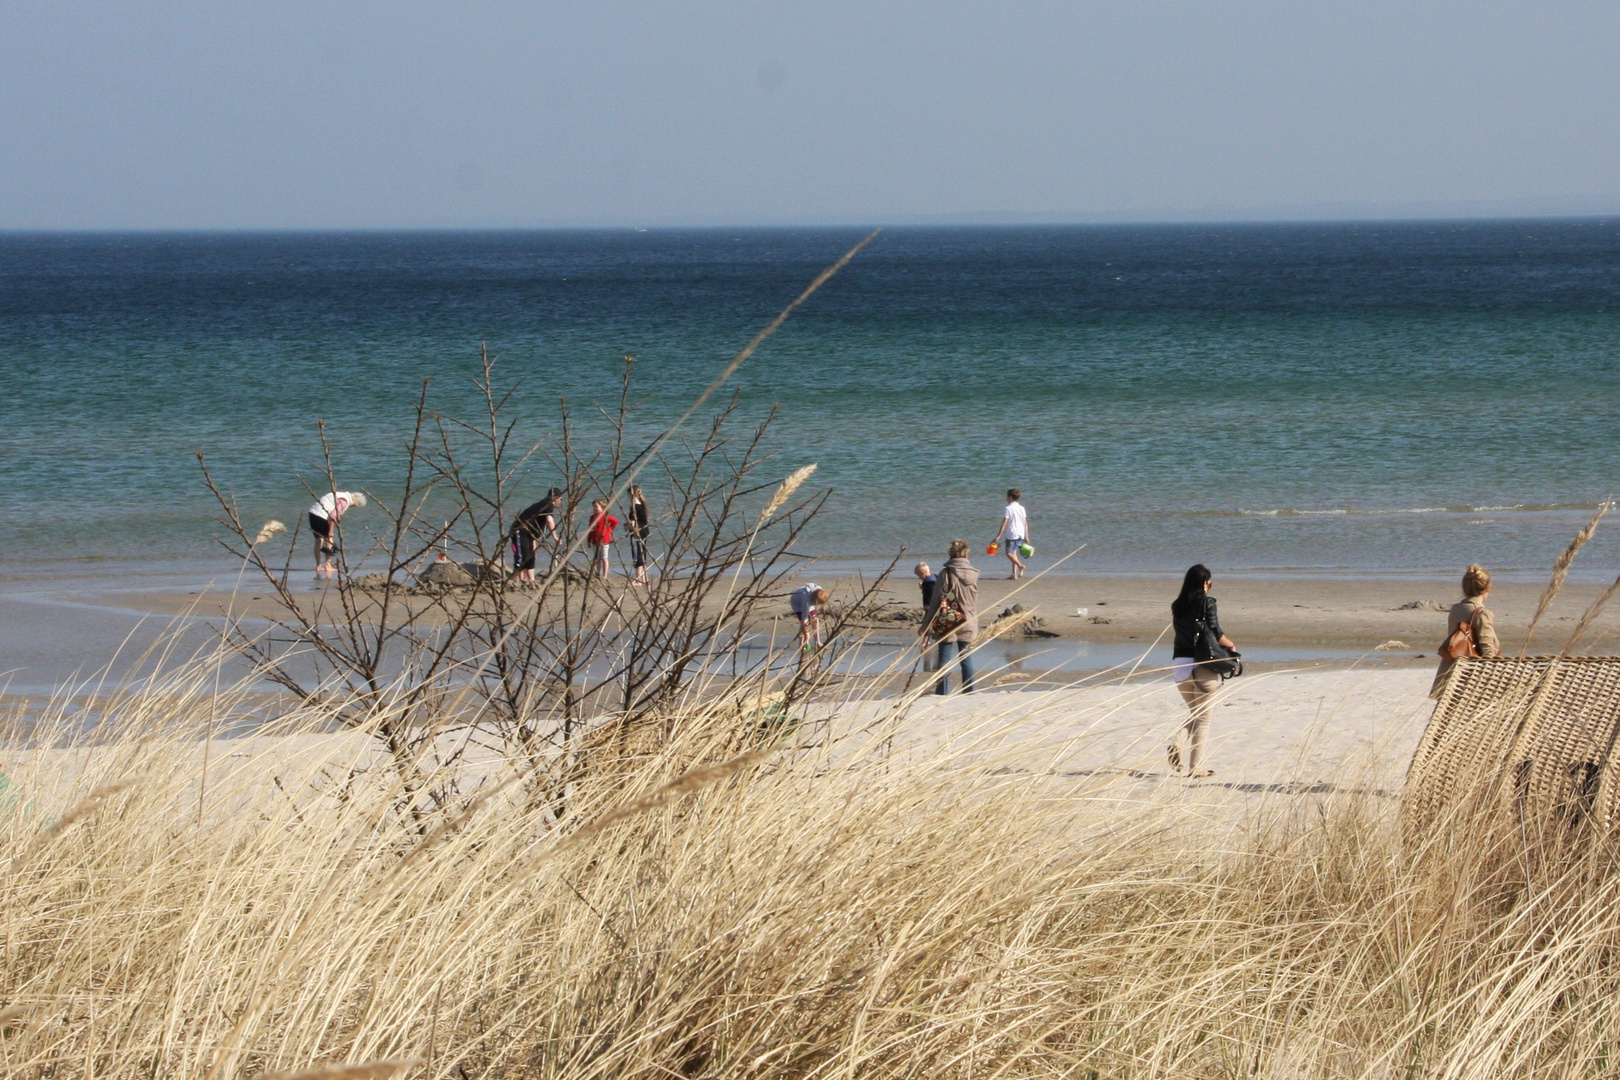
[2,222,1618,580]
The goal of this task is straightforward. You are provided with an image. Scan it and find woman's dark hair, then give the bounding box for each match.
[1176,564,1212,606]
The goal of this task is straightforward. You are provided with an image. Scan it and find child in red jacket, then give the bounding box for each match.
[587,499,620,578]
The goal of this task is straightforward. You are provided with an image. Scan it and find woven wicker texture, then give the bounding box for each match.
[1405,657,1620,837]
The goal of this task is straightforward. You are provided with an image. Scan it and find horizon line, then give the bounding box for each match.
[3,210,1620,235]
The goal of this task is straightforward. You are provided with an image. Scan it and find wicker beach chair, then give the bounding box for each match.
[1404,656,1620,843]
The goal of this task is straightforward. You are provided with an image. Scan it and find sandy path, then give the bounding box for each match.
[885,666,1432,782]
[811,667,1440,838]
[6,669,1438,808]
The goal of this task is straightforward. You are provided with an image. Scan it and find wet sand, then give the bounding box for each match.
[859,571,1620,653]
[2,566,1618,696]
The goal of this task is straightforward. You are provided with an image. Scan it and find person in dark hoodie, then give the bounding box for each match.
[510,488,562,583]
[923,539,980,694]
[914,562,940,673]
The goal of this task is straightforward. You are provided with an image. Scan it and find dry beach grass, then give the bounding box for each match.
[6,650,1620,1079]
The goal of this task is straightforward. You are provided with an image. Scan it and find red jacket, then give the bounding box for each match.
[588,511,619,545]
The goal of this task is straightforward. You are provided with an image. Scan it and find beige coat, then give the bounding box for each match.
[1429,596,1501,698]
[923,558,980,643]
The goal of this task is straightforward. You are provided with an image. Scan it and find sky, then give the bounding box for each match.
[3,1,1619,229]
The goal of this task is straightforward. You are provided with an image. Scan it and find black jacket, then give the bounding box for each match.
[512,498,556,540]
[1171,594,1225,657]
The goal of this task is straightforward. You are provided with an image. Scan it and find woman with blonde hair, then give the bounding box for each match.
[922,539,980,694]
[1430,563,1501,698]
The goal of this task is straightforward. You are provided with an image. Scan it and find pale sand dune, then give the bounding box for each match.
[827,668,1438,834]
[7,670,1437,818]
[894,666,1433,782]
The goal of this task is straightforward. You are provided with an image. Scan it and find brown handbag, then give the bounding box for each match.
[928,587,966,640]
[1439,608,1480,661]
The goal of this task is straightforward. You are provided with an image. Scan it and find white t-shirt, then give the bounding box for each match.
[1002,501,1028,540]
[791,583,821,619]
[308,491,357,520]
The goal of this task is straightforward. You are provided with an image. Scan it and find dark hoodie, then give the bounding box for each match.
[925,557,980,642]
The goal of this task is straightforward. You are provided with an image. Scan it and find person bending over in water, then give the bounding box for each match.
[510,488,562,583]
[308,490,366,579]
[791,582,828,657]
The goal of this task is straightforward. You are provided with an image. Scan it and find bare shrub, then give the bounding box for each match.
[198,236,889,823]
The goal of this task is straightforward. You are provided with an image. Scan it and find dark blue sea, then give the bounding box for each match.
[3,222,1619,581]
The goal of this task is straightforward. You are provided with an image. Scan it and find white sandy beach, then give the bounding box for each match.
[5,667,1439,833]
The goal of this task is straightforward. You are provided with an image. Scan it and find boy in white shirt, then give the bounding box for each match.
[991,488,1030,580]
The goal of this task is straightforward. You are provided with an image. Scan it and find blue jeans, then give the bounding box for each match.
[935,639,975,695]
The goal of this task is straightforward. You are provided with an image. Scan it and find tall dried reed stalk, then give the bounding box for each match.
[253,1061,416,1080]
[1561,567,1620,657]
[757,464,817,525]
[1522,500,1610,655]
[253,520,288,546]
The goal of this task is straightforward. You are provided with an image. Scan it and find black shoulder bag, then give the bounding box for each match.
[1192,599,1243,680]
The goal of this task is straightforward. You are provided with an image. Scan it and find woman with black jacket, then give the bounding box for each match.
[1168,563,1237,777]
[627,486,651,586]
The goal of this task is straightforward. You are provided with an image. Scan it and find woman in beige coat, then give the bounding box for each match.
[1430,563,1502,698]
[923,539,980,695]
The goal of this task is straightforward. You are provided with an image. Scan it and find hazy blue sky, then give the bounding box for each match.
[3,1,1618,228]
